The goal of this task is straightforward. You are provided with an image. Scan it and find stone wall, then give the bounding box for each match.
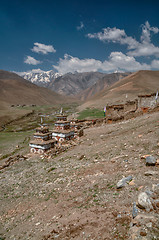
[138,93,158,111]
[106,100,138,119]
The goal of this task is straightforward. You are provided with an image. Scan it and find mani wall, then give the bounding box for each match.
[106,93,159,121]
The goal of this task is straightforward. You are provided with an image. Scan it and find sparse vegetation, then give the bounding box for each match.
[77,108,104,119]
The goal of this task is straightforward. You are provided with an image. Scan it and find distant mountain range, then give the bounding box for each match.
[20,70,131,97]
[1,69,159,112]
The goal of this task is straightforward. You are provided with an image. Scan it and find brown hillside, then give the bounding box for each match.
[0,70,77,127]
[79,70,159,110]
[0,70,72,106]
[77,72,131,101]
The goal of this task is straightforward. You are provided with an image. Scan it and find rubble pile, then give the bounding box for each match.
[0,155,27,170]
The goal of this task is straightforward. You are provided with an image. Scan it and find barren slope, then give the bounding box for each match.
[77,72,131,101]
[48,72,107,96]
[0,70,71,106]
[0,111,159,239]
[0,70,77,127]
[79,70,159,110]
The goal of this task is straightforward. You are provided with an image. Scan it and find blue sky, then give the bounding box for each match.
[1,0,159,74]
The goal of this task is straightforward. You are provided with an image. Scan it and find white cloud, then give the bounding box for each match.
[151,59,159,69]
[128,43,159,57]
[24,56,42,65]
[141,21,159,43]
[27,68,44,73]
[87,21,159,57]
[128,22,159,57]
[53,54,102,74]
[104,52,150,71]
[53,53,150,74]
[88,27,126,42]
[77,22,84,30]
[87,27,139,50]
[31,42,56,54]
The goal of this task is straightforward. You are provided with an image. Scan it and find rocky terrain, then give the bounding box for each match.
[0,110,159,239]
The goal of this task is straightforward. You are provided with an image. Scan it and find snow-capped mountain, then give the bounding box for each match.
[18,69,61,87]
[17,69,131,98]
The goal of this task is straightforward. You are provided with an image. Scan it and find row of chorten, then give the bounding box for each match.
[29,112,75,154]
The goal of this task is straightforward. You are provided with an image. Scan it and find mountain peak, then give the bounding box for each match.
[18,69,62,87]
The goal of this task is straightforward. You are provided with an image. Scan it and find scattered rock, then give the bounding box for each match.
[124,159,128,162]
[0,155,27,170]
[144,171,158,176]
[132,202,138,219]
[137,192,153,211]
[140,229,147,236]
[138,134,143,138]
[129,180,135,186]
[145,156,156,166]
[79,155,85,160]
[156,159,159,165]
[146,222,152,228]
[132,213,157,227]
[138,186,144,191]
[152,184,159,197]
[141,155,150,160]
[154,200,159,208]
[116,175,133,189]
[111,158,116,163]
[145,189,153,197]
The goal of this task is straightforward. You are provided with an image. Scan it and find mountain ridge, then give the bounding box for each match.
[78,70,159,110]
[20,70,131,98]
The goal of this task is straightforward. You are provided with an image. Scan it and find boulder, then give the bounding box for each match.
[145,156,156,166]
[132,202,138,219]
[116,175,133,189]
[132,213,157,226]
[152,184,159,197]
[137,192,153,211]
[144,171,158,176]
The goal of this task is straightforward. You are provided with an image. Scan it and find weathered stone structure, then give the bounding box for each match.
[138,93,158,112]
[29,125,56,154]
[52,114,74,142]
[105,93,158,121]
[106,100,138,120]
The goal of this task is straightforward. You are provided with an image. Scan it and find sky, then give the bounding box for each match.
[1,0,159,75]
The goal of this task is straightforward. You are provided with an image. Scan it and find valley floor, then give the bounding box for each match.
[0,111,159,239]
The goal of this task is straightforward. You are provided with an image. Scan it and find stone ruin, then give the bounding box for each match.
[106,93,159,123]
[106,100,138,122]
[138,93,158,113]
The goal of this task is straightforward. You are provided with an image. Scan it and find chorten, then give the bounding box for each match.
[29,119,56,154]
[52,108,74,142]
